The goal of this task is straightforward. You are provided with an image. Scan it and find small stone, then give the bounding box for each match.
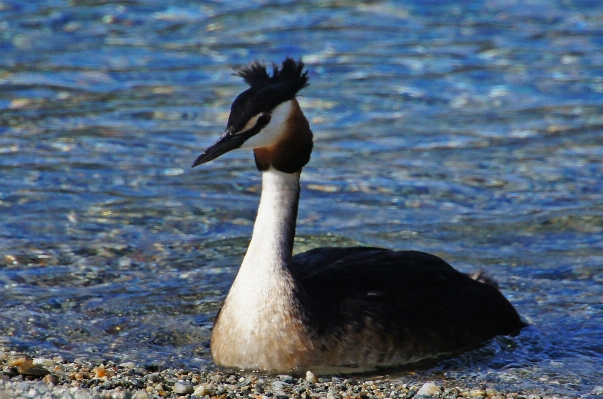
[469,389,486,398]
[174,380,195,394]
[71,371,93,380]
[2,366,18,377]
[33,357,55,368]
[73,391,90,399]
[94,366,114,379]
[7,354,28,367]
[17,362,50,377]
[131,379,144,389]
[405,389,418,399]
[272,380,290,391]
[306,370,318,384]
[43,374,59,385]
[327,392,341,399]
[277,375,295,384]
[119,362,136,369]
[133,390,150,399]
[417,382,441,397]
[17,381,29,392]
[193,384,212,397]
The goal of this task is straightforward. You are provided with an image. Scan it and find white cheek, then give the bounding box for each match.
[240,101,291,149]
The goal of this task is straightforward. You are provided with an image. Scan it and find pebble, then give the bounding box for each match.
[73,391,90,399]
[119,361,136,369]
[42,374,59,385]
[192,384,212,397]
[327,392,341,399]
[417,381,441,397]
[93,365,112,379]
[33,357,56,368]
[0,350,555,399]
[17,362,50,377]
[173,380,194,394]
[306,370,318,383]
[271,380,291,391]
[7,354,28,367]
[469,388,487,397]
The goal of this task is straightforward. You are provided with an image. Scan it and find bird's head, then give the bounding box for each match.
[192,58,313,173]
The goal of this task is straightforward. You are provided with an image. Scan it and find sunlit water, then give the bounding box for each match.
[1,1,602,396]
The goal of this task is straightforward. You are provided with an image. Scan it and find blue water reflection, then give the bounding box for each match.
[1,0,602,396]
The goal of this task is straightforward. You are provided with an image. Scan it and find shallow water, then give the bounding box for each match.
[1,0,602,396]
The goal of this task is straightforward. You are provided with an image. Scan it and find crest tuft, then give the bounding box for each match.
[236,57,308,94]
[237,61,272,87]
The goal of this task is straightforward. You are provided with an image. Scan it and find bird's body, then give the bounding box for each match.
[192,58,526,374]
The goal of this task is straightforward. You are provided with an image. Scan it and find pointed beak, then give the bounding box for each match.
[192,120,266,168]
[191,129,247,168]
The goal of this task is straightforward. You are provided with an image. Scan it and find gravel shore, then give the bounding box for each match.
[1,351,583,399]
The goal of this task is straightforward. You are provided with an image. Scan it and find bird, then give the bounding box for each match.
[191,57,526,374]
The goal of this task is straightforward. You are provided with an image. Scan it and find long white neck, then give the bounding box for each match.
[211,169,313,371]
[241,169,299,274]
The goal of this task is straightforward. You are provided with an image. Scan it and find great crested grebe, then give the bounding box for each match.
[192,58,526,374]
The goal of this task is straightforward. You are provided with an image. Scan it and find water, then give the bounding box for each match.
[1,0,602,396]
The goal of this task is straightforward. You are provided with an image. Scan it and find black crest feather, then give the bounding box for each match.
[236,57,309,93]
[237,61,272,87]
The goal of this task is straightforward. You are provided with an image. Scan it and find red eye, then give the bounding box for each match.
[257,113,271,126]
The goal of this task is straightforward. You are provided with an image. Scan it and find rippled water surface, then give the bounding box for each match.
[1,0,602,396]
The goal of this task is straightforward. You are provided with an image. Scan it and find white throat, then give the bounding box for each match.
[242,168,300,271]
[227,169,300,307]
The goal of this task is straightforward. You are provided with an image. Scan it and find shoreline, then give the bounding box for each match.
[0,352,574,399]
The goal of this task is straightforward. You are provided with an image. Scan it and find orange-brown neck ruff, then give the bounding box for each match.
[253,99,313,174]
